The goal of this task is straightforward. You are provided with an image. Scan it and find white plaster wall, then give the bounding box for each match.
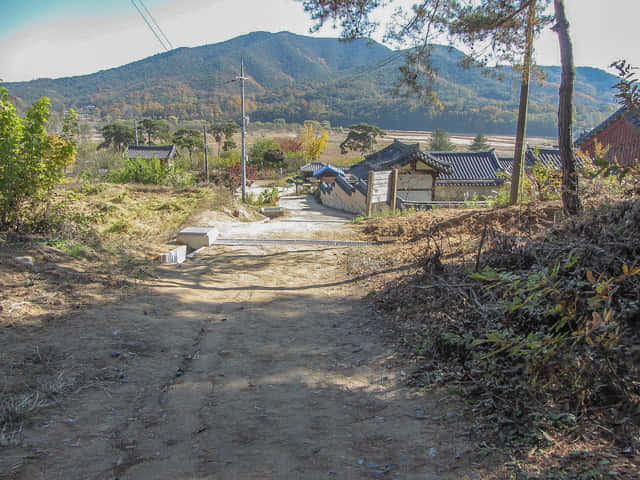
[397,174,433,202]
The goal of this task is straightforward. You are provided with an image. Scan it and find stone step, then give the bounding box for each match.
[176,227,219,249]
[260,206,285,218]
[158,245,187,264]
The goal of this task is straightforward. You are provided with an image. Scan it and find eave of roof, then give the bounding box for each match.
[300,161,325,173]
[429,150,504,183]
[313,164,346,177]
[126,144,176,159]
[350,140,452,179]
[575,106,640,147]
[525,146,584,169]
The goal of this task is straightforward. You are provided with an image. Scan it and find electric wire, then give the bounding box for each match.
[130,0,169,51]
[138,0,174,49]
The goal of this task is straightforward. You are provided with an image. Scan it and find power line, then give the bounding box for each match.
[318,50,405,89]
[130,0,169,51]
[138,0,174,49]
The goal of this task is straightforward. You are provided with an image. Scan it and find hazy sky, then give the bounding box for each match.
[0,0,638,82]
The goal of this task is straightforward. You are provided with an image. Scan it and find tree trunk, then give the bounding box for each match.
[509,0,536,206]
[553,0,582,216]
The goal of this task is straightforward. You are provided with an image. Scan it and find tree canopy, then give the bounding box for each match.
[210,121,239,156]
[339,123,385,154]
[139,118,170,144]
[298,121,329,160]
[303,0,552,103]
[249,138,284,168]
[172,128,203,160]
[469,133,491,151]
[98,122,134,151]
[430,129,456,151]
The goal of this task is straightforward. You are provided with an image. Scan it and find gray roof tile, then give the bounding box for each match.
[431,150,506,186]
[126,144,177,160]
[350,140,451,180]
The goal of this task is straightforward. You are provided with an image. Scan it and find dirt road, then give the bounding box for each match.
[2,196,481,479]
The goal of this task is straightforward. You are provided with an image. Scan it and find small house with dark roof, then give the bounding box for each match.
[299,161,325,179]
[313,164,346,184]
[428,149,508,201]
[576,106,640,166]
[126,144,177,163]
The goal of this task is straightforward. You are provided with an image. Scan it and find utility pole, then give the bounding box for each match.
[509,0,536,205]
[203,124,209,184]
[134,119,139,146]
[236,59,248,202]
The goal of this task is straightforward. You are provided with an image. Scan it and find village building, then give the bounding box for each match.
[429,150,508,201]
[319,140,451,213]
[312,164,346,184]
[126,144,177,163]
[299,161,326,179]
[317,141,590,214]
[576,107,640,166]
[525,146,564,169]
[349,140,451,204]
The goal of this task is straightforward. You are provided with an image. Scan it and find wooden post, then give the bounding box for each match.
[366,170,375,217]
[202,124,209,184]
[390,169,399,212]
[509,0,536,205]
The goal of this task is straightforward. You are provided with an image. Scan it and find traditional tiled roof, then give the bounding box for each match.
[320,175,367,197]
[300,161,325,174]
[126,144,177,160]
[575,106,640,147]
[349,139,451,180]
[497,157,514,174]
[313,164,346,178]
[525,146,584,169]
[430,150,507,186]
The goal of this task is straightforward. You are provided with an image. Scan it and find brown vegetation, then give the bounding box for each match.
[353,197,639,478]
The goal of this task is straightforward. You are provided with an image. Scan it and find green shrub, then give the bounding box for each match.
[108,157,196,187]
[0,87,77,229]
[245,187,280,207]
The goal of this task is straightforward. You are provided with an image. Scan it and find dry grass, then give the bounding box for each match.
[0,182,253,325]
[348,197,640,479]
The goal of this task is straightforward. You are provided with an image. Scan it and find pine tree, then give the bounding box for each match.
[469,133,491,151]
[430,129,456,151]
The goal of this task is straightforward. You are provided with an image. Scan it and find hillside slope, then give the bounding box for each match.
[4,31,619,135]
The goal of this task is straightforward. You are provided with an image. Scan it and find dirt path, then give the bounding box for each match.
[2,196,481,479]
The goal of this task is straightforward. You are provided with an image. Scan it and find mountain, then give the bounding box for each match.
[3,31,620,136]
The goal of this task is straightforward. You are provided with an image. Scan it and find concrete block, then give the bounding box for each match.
[158,245,187,264]
[260,206,285,218]
[176,226,219,249]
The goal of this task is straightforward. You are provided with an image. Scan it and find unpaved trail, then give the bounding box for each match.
[3,196,481,479]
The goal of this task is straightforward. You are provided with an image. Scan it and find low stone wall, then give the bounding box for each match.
[320,182,366,215]
[434,185,498,202]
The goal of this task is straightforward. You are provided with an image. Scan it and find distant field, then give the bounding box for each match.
[95,126,556,170]
[314,129,556,167]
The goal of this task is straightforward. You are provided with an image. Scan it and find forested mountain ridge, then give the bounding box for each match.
[4,31,619,136]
